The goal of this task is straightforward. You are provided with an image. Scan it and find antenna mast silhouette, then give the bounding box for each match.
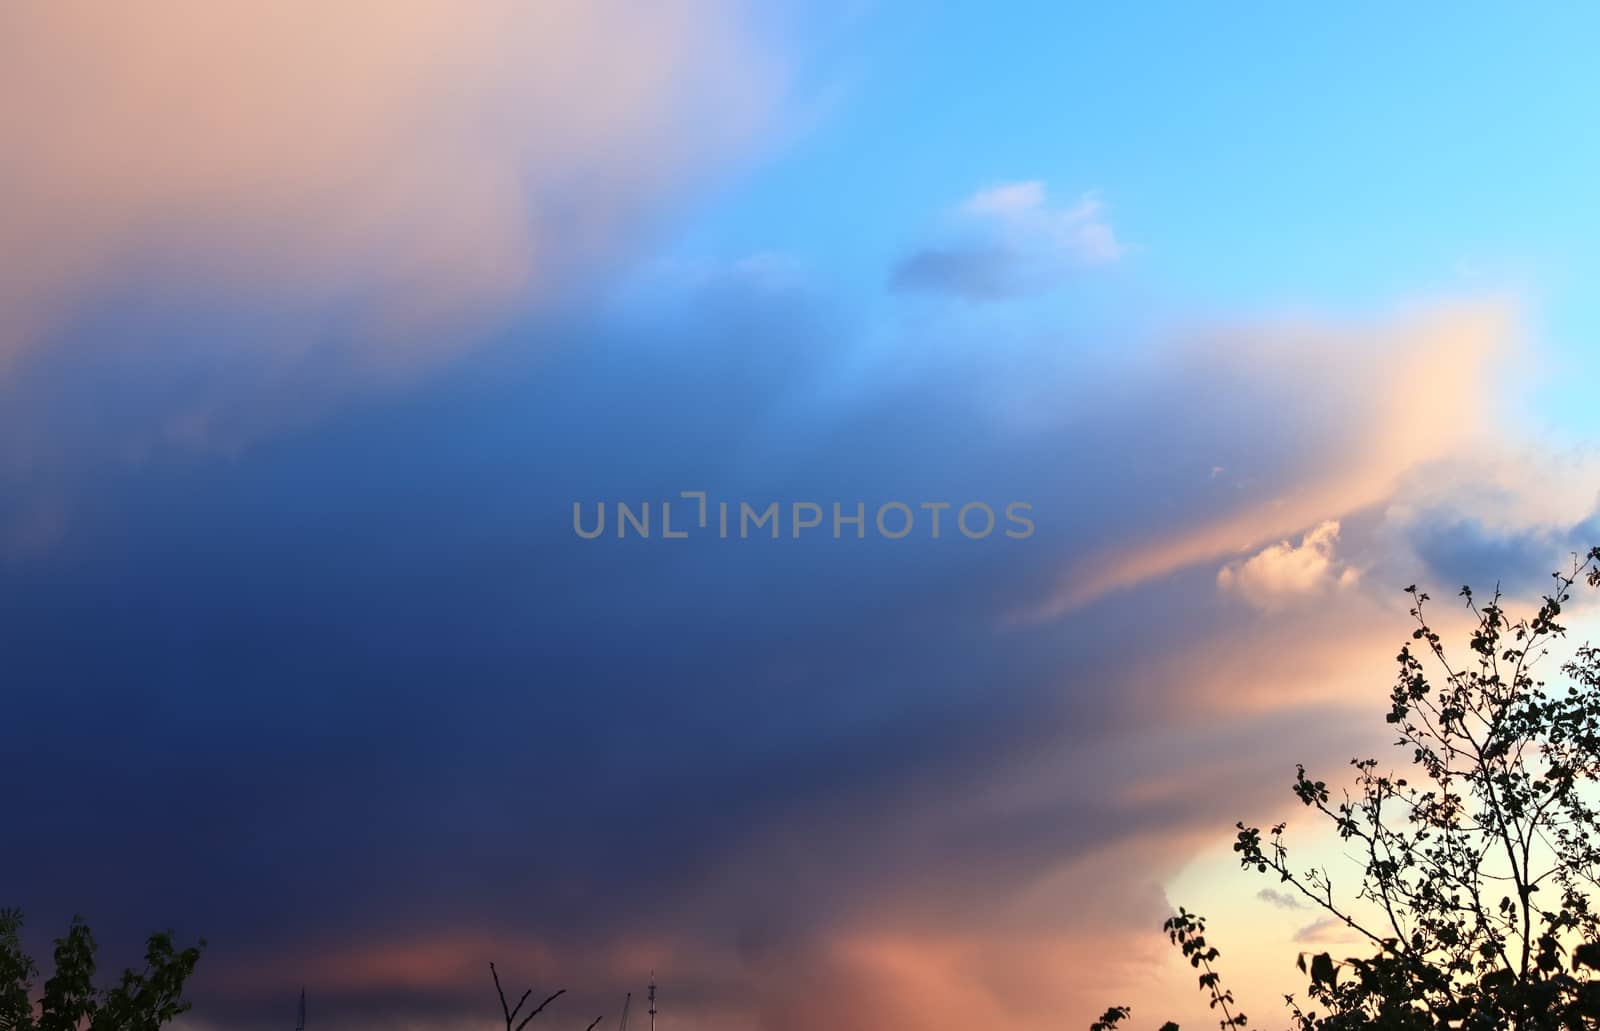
[295,987,306,1031]
[648,974,656,1031]
[617,991,631,1031]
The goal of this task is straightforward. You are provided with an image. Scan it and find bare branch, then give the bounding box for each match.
[491,963,511,1025]
[516,989,567,1031]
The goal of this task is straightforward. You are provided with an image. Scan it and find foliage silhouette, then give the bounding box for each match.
[0,909,203,1031]
[1100,546,1600,1030]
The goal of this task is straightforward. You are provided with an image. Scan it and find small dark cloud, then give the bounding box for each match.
[888,244,1024,300]
[886,182,1124,302]
[1257,888,1308,911]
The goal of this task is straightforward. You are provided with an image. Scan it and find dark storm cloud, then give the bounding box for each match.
[1,279,1523,1028]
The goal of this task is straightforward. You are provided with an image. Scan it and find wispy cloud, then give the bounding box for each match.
[1021,304,1517,619]
[1293,916,1367,946]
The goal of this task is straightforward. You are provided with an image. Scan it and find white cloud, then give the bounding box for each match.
[963,180,1048,216]
[962,181,1125,266]
[1218,520,1361,610]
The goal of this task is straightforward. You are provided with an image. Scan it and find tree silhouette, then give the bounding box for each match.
[1102,546,1600,1030]
[0,909,203,1031]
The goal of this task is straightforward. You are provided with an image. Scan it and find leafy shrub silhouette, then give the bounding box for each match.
[0,909,203,1030]
[1101,546,1600,1030]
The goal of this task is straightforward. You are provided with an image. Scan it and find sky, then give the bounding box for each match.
[4,3,1600,1029]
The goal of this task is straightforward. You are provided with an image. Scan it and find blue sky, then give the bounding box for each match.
[675,2,1600,418]
[3,4,1600,1030]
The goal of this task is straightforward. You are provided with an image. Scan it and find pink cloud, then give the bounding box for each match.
[0,1,776,375]
[1022,302,1515,619]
